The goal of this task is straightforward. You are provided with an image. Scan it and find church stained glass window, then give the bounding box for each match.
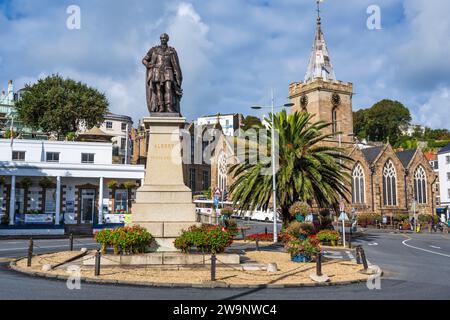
[383,160,397,206]
[414,166,427,204]
[352,163,365,204]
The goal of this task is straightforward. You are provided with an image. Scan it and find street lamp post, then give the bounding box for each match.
[252,89,294,243]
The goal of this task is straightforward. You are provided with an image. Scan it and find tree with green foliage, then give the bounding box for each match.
[353,99,411,145]
[229,110,352,226]
[241,115,264,131]
[15,75,109,139]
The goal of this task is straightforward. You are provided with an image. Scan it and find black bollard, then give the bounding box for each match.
[316,252,323,277]
[69,233,74,252]
[359,247,369,270]
[255,238,260,252]
[94,250,101,276]
[265,227,268,235]
[211,253,216,282]
[355,246,362,265]
[27,238,34,267]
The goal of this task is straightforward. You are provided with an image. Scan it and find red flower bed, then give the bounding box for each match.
[246,233,276,242]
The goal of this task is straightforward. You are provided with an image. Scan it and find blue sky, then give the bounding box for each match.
[1,0,449,129]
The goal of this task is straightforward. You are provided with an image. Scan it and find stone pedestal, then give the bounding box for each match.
[130,117,199,251]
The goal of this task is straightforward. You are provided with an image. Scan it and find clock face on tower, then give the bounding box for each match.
[331,93,341,107]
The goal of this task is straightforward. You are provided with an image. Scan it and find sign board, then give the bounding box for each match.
[339,202,345,213]
[104,214,126,224]
[338,212,349,222]
[25,214,54,224]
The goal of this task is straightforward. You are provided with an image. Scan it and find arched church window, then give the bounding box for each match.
[414,166,427,204]
[332,107,338,134]
[218,152,228,192]
[352,163,365,204]
[383,160,397,206]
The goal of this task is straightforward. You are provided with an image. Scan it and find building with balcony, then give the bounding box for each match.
[0,139,145,235]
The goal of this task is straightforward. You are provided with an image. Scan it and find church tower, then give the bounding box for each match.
[289,2,354,146]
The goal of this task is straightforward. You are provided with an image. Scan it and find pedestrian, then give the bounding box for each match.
[410,217,415,231]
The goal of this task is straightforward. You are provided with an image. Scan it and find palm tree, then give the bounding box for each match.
[229,110,352,226]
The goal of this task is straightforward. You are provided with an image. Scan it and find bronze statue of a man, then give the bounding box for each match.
[143,33,183,115]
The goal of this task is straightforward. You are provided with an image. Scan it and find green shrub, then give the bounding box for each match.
[282,221,316,242]
[220,207,234,218]
[357,213,382,227]
[285,236,321,258]
[174,225,233,254]
[418,215,439,224]
[224,219,239,237]
[94,226,153,255]
[289,202,310,217]
[316,230,340,245]
[393,214,409,223]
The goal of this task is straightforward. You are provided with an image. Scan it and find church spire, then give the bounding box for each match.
[304,0,336,83]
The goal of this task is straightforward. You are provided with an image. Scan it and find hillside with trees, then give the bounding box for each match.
[354,99,450,151]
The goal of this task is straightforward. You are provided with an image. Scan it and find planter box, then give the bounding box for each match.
[291,254,311,263]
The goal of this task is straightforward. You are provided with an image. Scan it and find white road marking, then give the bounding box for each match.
[430,246,441,249]
[0,243,97,252]
[402,239,450,258]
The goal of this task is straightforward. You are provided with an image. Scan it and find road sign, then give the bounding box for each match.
[338,212,349,222]
[339,202,345,213]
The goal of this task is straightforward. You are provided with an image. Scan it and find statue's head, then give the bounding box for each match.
[160,33,169,46]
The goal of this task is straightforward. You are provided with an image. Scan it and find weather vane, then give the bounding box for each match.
[317,0,324,19]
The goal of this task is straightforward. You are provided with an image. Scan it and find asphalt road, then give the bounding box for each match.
[0,228,449,300]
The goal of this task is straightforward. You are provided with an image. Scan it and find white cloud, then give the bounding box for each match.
[415,87,450,130]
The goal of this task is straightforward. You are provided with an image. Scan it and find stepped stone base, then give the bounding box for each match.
[81,252,241,266]
[129,116,200,252]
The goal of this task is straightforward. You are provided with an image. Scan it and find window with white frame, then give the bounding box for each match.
[446,156,450,164]
[383,160,397,206]
[12,151,26,161]
[114,189,128,212]
[46,152,60,163]
[447,172,450,181]
[14,188,25,215]
[81,153,95,164]
[106,122,113,130]
[29,190,40,211]
[352,163,365,204]
[45,189,56,214]
[414,166,427,204]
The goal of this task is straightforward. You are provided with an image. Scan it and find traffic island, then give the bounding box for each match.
[10,250,376,288]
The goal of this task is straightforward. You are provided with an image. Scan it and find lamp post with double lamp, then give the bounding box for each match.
[251,90,294,243]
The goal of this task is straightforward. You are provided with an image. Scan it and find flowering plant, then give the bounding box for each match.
[289,202,310,217]
[247,233,276,242]
[316,230,340,244]
[285,236,321,258]
[174,225,234,254]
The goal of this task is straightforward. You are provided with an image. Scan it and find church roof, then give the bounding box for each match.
[361,146,384,165]
[304,11,336,82]
[396,149,417,168]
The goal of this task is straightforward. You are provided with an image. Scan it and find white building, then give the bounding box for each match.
[0,139,145,235]
[80,112,133,164]
[437,144,450,220]
[197,113,243,137]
